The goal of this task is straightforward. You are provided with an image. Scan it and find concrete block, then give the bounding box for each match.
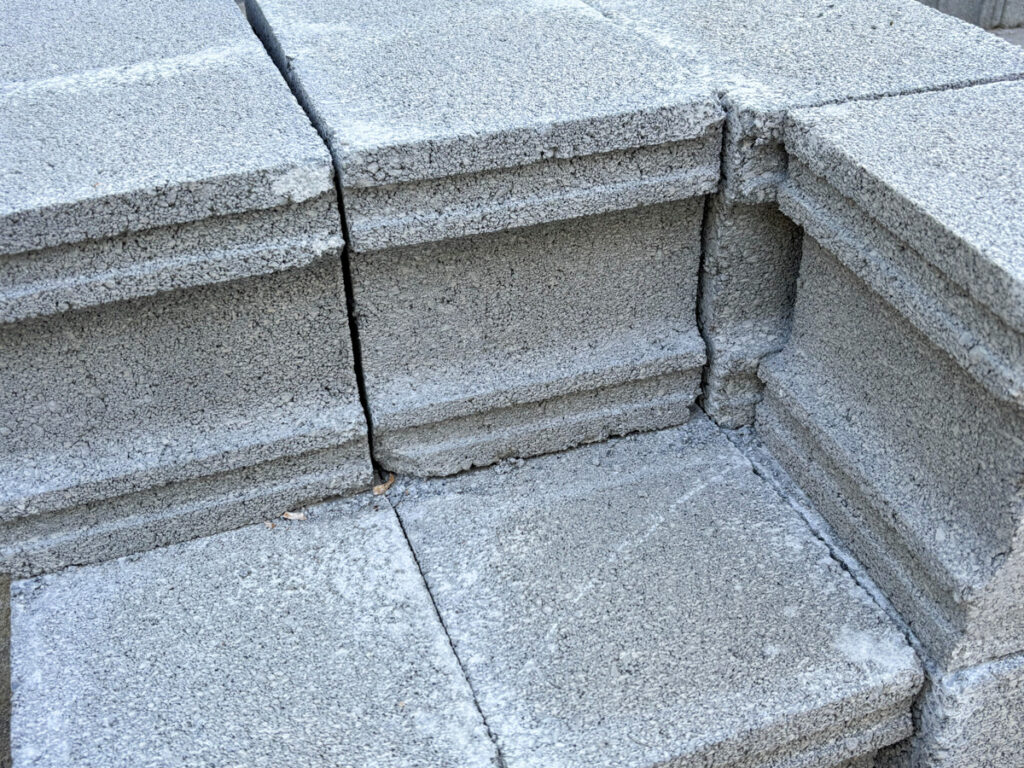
[699,198,801,428]
[0,575,7,768]
[911,653,1024,766]
[781,81,1024,406]
[10,496,498,768]
[394,416,922,768]
[245,0,723,474]
[356,202,707,475]
[766,81,1024,670]
[0,0,372,574]
[759,238,1024,671]
[589,0,1024,426]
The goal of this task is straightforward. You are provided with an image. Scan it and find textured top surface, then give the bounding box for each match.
[786,81,1024,327]
[0,0,332,254]
[11,497,497,768]
[588,0,1024,114]
[245,0,723,187]
[394,416,922,768]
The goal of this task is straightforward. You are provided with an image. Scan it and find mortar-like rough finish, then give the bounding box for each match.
[1,0,371,573]
[588,0,1024,203]
[244,0,722,474]
[357,202,706,475]
[10,496,498,768]
[912,653,1024,766]
[245,0,723,249]
[760,239,1024,672]
[586,0,1024,426]
[782,81,1024,405]
[699,199,801,428]
[393,416,922,768]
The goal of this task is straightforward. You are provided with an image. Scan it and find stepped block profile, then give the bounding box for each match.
[590,0,1024,426]
[763,80,1024,766]
[10,496,498,768]
[0,0,372,576]
[246,0,724,475]
[396,417,922,768]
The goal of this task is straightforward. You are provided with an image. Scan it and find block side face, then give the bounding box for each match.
[354,202,705,474]
[913,654,1024,767]
[344,136,720,251]
[700,198,802,428]
[248,0,722,188]
[784,82,1024,334]
[0,261,372,571]
[0,195,342,323]
[758,239,1024,668]
[10,498,497,767]
[394,418,920,768]
[778,161,1024,406]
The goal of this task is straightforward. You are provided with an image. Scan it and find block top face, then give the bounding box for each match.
[589,0,1024,115]
[785,81,1024,333]
[0,0,334,256]
[396,417,922,768]
[247,0,723,188]
[0,0,244,82]
[11,496,498,768]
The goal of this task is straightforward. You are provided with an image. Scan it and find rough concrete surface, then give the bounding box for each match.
[357,202,706,475]
[10,496,498,768]
[759,238,1024,672]
[589,0,1024,202]
[245,0,723,246]
[243,0,724,474]
[781,81,1024,405]
[394,416,922,768]
[586,0,1024,427]
[0,0,372,574]
[0,258,371,576]
[699,199,801,428]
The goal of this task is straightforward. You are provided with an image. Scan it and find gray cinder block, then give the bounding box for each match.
[395,416,922,768]
[699,199,801,428]
[0,0,371,575]
[245,0,723,475]
[589,0,1024,425]
[762,80,1024,764]
[10,496,498,768]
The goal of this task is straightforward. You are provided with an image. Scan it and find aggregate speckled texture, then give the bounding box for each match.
[358,202,707,475]
[394,416,922,768]
[10,496,498,768]
[0,0,371,574]
[246,0,723,475]
[587,0,1024,428]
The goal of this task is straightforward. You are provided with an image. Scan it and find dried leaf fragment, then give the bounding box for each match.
[282,511,307,521]
[373,473,396,495]
[264,521,276,529]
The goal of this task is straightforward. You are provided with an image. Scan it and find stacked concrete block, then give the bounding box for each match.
[10,496,498,767]
[919,0,1024,27]
[0,0,372,576]
[590,0,1024,426]
[395,416,922,768]
[245,0,724,475]
[762,80,1024,765]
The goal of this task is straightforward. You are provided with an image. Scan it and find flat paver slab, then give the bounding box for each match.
[11,497,497,768]
[394,416,922,768]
